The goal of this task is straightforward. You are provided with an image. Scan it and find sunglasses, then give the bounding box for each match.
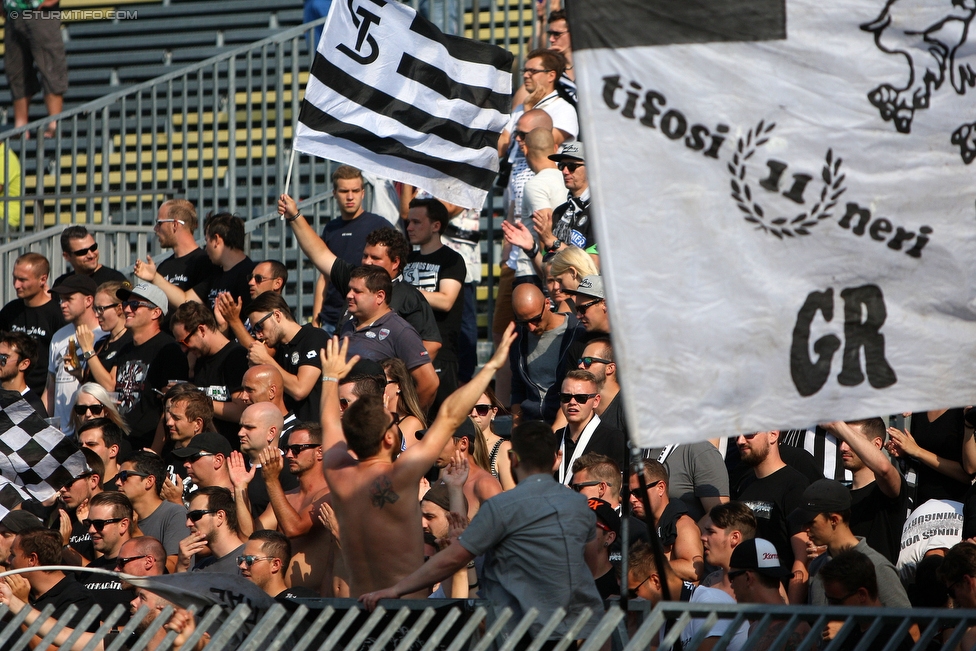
[116,554,148,567]
[513,129,529,140]
[83,517,124,531]
[285,443,319,456]
[575,298,603,315]
[71,242,98,257]
[578,356,611,369]
[94,303,120,316]
[185,452,215,463]
[825,590,858,605]
[632,479,664,494]
[0,353,8,366]
[187,509,216,522]
[727,569,748,581]
[559,392,597,404]
[516,309,546,326]
[117,470,150,482]
[547,29,567,38]
[472,404,493,417]
[557,162,585,173]
[122,300,156,311]
[178,330,195,347]
[570,480,602,492]
[74,404,104,416]
[237,555,273,567]
[521,67,551,75]
[251,311,275,333]
[154,219,185,227]
[628,575,652,600]
[248,274,274,284]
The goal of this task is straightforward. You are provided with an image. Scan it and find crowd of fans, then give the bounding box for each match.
[1,9,976,651]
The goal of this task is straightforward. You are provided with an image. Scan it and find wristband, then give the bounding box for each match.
[321,376,338,383]
[527,241,540,258]
[285,212,303,223]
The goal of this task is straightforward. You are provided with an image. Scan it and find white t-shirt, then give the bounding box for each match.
[897,498,964,583]
[522,167,568,218]
[531,92,579,142]
[48,323,106,436]
[661,584,749,651]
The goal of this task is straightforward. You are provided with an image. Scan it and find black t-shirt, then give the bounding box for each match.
[193,341,249,444]
[330,259,441,344]
[91,329,133,384]
[53,265,127,289]
[558,420,628,480]
[599,394,629,442]
[113,332,190,449]
[910,409,969,504]
[850,476,909,565]
[593,567,619,601]
[274,324,330,422]
[157,247,218,290]
[0,297,66,395]
[21,388,46,415]
[402,246,466,363]
[320,212,390,326]
[733,465,810,569]
[248,462,300,517]
[191,256,256,311]
[31,575,98,630]
[84,555,135,624]
[68,511,94,561]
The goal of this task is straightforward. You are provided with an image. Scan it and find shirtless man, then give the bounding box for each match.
[229,422,336,596]
[435,418,502,519]
[319,325,516,598]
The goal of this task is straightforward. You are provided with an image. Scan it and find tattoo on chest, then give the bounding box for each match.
[370,476,399,509]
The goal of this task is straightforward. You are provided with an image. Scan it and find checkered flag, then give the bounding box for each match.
[0,476,32,520]
[0,390,89,502]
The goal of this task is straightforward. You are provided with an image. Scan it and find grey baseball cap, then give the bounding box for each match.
[549,141,585,163]
[117,281,169,314]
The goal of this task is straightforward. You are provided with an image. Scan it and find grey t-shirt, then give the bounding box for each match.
[195,543,245,575]
[459,474,604,642]
[808,537,910,608]
[526,317,567,395]
[646,442,730,521]
[139,500,190,556]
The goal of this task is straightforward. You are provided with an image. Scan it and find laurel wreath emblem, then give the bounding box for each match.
[729,121,847,238]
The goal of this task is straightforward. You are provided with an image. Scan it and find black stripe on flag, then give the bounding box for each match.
[310,55,500,152]
[408,14,513,72]
[300,102,496,191]
[566,0,785,51]
[397,53,510,115]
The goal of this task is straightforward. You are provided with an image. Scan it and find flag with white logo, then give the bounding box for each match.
[0,390,90,501]
[569,0,976,447]
[294,0,513,210]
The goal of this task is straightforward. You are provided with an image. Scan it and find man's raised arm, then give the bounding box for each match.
[401,323,517,474]
[279,194,339,279]
[319,337,360,468]
[133,255,200,310]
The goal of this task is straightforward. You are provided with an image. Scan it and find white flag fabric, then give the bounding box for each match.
[568,0,976,447]
[294,0,513,210]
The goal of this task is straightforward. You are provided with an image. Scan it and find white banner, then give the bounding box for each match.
[294,0,512,210]
[568,0,976,447]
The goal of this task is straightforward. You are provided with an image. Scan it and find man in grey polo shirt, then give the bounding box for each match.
[361,420,604,647]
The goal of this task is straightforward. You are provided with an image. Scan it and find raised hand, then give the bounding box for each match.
[321,337,360,381]
[443,451,469,489]
[260,446,283,482]
[886,426,920,459]
[227,451,255,488]
[500,220,535,252]
[317,502,340,541]
[487,323,518,372]
[215,292,242,322]
[75,324,95,354]
[177,532,208,572]
[278,194,299,220]
[446,510,469,541]
[133,255,157,282]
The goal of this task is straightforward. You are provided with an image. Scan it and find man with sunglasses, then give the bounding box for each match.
[536,142,596,262]
[53,225,127,288]
[107,282,189,449]
[172,431,234,493]
[46,274,106,436]
[555,370,626,487]
[59,449,104,563]
[565,274,610,335]
[0,331,46,414]
[117,451,190,573]
[0,252,65,397]
[240,530,319,601]
[510,282,580,423]
[153,200,219,300]
[176,486,246,574]
[233,422,335,596]
[81,492,136,623]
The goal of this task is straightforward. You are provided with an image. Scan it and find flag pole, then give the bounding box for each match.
[283,148,297,199]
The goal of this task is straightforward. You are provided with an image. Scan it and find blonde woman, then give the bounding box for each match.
[69,382,130,438]
[470,388,515,490]
[549,245,598,298]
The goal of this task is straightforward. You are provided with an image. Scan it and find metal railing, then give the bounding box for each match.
[2,598,974,651]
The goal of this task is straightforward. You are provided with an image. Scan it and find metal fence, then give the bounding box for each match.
[3,598,975,651]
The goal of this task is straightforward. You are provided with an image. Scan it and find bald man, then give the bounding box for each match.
[509,283,584,423]
[240,364,298,440]
[230,402,298,518]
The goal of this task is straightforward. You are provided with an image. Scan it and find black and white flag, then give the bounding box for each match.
[0,390,89,502]
[294,0,513,209]
[569,0,976,447]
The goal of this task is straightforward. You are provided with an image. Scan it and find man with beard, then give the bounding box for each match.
[82,492,136,623]
[231,423,335,596]
[0,332,46,413]
[240,530,318,601]
[177,486,246,574]
[731,430,811,603]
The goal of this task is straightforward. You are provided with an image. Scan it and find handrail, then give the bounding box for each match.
[0,16,330,142]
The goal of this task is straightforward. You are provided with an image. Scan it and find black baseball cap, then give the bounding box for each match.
[729,538,791,578]
[587,497,620,536]
[0,510,43,533]
[788,479,852,526]
[171,432,233,458]
[50,275,98,297]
